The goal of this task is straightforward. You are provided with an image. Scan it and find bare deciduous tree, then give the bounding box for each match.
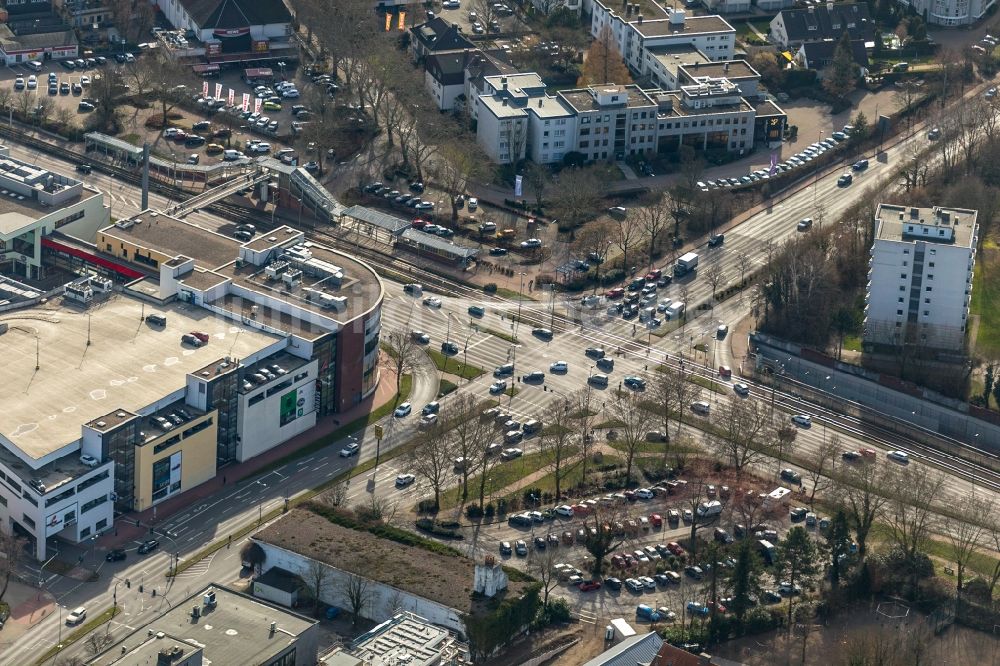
[573,219,615,291]
[343,572,373,626]
[607,390,653,484]
[637,195,671,267]
[0,531,24,603]
[613,210,644,275]
[834,461,890,560]
[529,545,561,606]
[442,394,492,503]
[408,424,456,510]
[380,327,418,403]
[804,433,840,507]
[705,261,726,304]
[945,495,991,597]
[885,465,945,594]
[540,399,577,500]
[709,398,774,480]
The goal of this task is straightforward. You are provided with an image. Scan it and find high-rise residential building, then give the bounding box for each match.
[864,204,977,353]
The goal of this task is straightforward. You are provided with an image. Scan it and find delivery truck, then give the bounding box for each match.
[674,252,699,277]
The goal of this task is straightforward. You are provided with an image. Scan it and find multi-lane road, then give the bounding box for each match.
[3,115,996,663]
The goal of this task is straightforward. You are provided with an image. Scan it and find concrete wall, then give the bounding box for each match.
[252,542,468,634]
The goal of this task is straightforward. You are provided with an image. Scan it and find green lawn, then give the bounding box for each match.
[425,348,485,380]
[971,242,1000,357]
[494,287,538,301]
[688,374,728,395]
[437,446,578,510]
[480,326,518,344]
[842,334,863,353]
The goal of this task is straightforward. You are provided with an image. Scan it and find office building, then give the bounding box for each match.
[864,204,977,353]
[87,584,319,666]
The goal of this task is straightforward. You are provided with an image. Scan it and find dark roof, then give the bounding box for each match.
[580,632,663,666]
[255,566,303,594]
[775,3,873,44]
[425,51,467,86]
[411,17,474,53]
[800,38,869,69]
[178,0,291,29]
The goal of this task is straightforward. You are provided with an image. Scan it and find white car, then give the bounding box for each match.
[690,401,710,415]
[791,414,812,427]
[733,382,750,396]
[489,380,507,394]
[79,454,99,467]
[549,360,568,373]
[338,441,360,457]
[555,504,574,517]
[393,402,412,417]
[501,447,523,460]
[635,488,655,500]
[419,413,438,428]
[443,0,460,6]
[887,450,910,464]
[65,606,87,625]
[395,473,416,487]
[423,296,442,308]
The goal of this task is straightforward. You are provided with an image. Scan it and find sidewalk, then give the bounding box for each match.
[91,363,401,553]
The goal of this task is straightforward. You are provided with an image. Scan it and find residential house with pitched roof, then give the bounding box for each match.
[768,3,874,49]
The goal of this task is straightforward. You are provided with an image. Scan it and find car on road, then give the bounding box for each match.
[791,414,812,427]
[423,296,442,308]
[887,450,910,464]
[780,468,802,484]
[105,549,126,562]
[837,172,853,187]
[733,382,750,396]
[797,218,813,231]
[524,371,545,383]
[66,606,87,625]
[841,450,861,462]
[395,473,416,487]
[489,380,507,394]
[584,347,605,359]
[549,360,568,373]
[514,539,528,556]
[852,159,869,171]
[421,402,440,416]
[441,341,459,355]
[393,402,412,417]
[690,401,710,415]
[419,413,438,429]
[927,127,941,140]
[339,441,360,457]
[532,327,553,340]
[137,539,159,555]
[411,330,430,344]
[501,447,523,460]
[624,376,646,390]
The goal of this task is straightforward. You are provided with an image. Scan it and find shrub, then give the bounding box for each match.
[484,502,495,517]
[417,499,439,514]
[484,283,498,294]
[414,517,464,539]
[466,504,484,519]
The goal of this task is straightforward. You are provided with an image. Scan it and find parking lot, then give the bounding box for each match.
[4,56,121,120]
[476,475,831,621]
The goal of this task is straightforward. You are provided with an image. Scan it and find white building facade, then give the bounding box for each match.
[898,0,995,25]
[864,204,977,353]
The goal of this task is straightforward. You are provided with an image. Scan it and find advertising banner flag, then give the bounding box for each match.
[769,151,778,175]
[215,83,223,99]
[242,93,250,111]
[398,12,406,29]
[254,98,262,114]
[202,81,209,96]
[228,88,235,106]
[385,13,392,31]
[514,174,523,197]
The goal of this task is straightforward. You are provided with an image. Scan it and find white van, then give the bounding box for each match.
[640,306,655,321]
[27,60,43,72]
[696,500,723,518]
[222,149,242,161]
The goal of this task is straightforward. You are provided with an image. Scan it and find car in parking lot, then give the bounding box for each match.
[578,579,601,592]
[623,376,646,390]
[624,578,644,593]
[686,601,709,616]
[780,468,802,484]
[514,539,528,556]
[499,540,512,555]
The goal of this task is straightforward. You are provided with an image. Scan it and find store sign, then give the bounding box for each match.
[214,28,250,37]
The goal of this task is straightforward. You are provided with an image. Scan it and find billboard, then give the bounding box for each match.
[280,388,304,426]
[45,502,78,537]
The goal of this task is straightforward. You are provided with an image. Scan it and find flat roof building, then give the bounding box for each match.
[864,204,978,354]
[88,584,319,666]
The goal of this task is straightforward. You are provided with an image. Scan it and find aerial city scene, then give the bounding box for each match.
[0,0,996,663]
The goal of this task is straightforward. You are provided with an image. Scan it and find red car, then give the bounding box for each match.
[644,269,662,280]
[860,448,877,459]
[623,490,637,501]
[606,287,624,299]
[411,218,428,229]
[649,513,663,528]
[578,579,602,592]
[707,600,728,614]
[190,331,209,344]
[667,541,686,556]
[611,554,626,568]
[572,503,591,516]
[622,553,637,567]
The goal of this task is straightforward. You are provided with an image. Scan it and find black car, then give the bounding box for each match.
[105,549,126,562]
[489,247,508,256]
[75,164,92,174]
[78,101,95,112]
[137,539,160,555]
[409,181,425,192]
[604,576,622,590]
[440,341,459,355]
[533,536,546,550]
[708,233,724,247]
[184,135,206,147]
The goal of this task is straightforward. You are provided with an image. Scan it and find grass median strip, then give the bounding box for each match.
[480,326,518,344]
[425,348,485,380]
[688,374,729,394]
[436,447,576,510]
[35,605,121,665]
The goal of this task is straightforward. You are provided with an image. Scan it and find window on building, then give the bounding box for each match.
[80,526,91,538]
[900,274,907,279]
[896,310,903,315]
[22,514,35,529]
[923,310,929,316]
[926,286,932,292]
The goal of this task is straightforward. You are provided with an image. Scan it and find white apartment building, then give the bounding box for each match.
[897,0,995,25]
[530,0,582,15]
[475,69,775,164]
[590,1,736,76]
[864,204,978,353]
